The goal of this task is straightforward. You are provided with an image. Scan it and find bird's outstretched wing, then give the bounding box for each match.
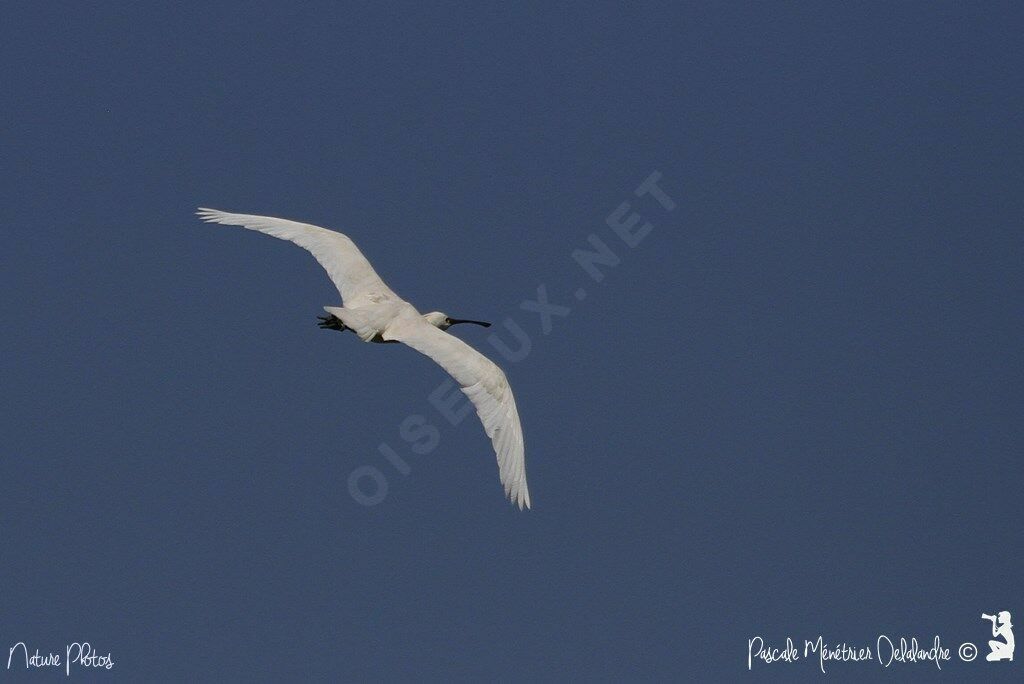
[385,317,531,509]
[197,208,398,306]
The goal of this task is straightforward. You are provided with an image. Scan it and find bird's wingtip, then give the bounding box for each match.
[514,487,531,511]
[196,207,223,222]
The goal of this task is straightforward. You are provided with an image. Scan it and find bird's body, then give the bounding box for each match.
[324,299,416,342]
[197,208,530,509]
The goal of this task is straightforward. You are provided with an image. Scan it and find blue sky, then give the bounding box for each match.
[2,2,1022,680]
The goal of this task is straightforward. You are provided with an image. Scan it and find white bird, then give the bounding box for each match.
[197,208,530,509]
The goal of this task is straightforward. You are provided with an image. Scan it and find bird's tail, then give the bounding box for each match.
[323,307,377,342]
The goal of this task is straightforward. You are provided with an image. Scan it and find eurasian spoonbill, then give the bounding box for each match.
[197,208,530,509]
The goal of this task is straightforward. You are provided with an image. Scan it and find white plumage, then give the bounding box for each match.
[197,208,531,509]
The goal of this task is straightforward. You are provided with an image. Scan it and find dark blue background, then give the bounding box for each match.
[2,3,1021,681]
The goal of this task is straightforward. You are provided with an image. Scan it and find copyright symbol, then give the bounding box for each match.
[959,642,977,662]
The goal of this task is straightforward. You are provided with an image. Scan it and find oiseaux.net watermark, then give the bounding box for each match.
[748,610,1015,674]
[346,171,677,506]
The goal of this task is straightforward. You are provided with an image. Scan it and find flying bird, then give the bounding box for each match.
[197,208,530,509]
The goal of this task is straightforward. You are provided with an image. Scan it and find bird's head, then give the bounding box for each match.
[424,311,492,330]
